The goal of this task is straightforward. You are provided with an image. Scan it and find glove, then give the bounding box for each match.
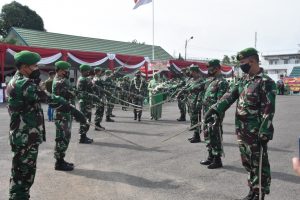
[204,108,218,124]
[70,106,87,124]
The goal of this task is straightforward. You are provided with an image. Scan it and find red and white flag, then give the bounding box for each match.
[133,0,152,9]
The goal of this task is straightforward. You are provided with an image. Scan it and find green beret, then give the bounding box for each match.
[105,69,112,74]
[55,61,71,70]
[189,64,200,72]
[80,64,91,72]
[208,59,221,68]
[94,67,102,71]
[237,47,258,61]
[14,50,41,65]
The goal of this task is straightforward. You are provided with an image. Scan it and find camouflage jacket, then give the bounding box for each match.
[213,68,276,140]
[130,77,147,97]
[52,75,75,113]
[202,75,229,107]
[6,71,48,147]
[92,75,105,98]
[77,76,94,104]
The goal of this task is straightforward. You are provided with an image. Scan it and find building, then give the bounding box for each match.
[261,52,300,81]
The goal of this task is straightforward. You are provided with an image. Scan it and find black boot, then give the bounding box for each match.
[241,189,255,200]
[55,159,74,171]
[177,114,186,121]
[138,112,142,122]
[106,116,115,122]
[95,123,105,131]
[79,135,93,144]
[110,114,116,117]
[134,111,137,120]
[189,132,201,143]
[200,154,213,165]
[252,193,265,200]
[207,156,223,169]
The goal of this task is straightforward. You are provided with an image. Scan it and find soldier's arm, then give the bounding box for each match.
[258,79,276,140]
[213,80,240,114]
[216,80,229,100]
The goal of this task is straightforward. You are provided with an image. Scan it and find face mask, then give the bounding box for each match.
[64,71,70,79]
[29,69,41,79]
[240,63,251,73]
[208,68,216,76]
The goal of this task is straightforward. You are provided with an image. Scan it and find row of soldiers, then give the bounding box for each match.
[172,48,276,200]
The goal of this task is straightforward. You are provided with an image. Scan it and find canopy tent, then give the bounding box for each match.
[0,43,151,82]
[169,59,233,76]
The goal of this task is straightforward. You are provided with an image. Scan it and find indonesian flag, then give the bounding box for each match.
[133,0,152,9]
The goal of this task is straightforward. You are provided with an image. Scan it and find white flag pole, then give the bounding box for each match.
[152,0,155,77]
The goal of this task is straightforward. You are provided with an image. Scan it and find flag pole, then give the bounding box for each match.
[152,0,155,78]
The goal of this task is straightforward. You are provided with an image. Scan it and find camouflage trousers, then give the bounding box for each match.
[94,102,105,124]
[106,97,114,117]
[79,102,92,137]
[193,104,202,135]
[54,112,72,160]
[203,106,223,156]
[236,116,271,194]
[9,144,39,200]
[132,97,143,118]
[177,97,186,117]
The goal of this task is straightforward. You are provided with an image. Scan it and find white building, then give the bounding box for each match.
[261,52,300,81]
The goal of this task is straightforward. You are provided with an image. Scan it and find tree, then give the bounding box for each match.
[222,55,231,65]
[131,39,145,45]
[0,1,45,37]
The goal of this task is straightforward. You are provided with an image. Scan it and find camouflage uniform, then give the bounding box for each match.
[130,76,147,121]
[6,71,46,200]
[212,68,276,194]
[202,75,228,157]
[176,77,188,121]
[77,74,94,141]
[93,73,105,125]
[52,75,75,161]
[101,72,115,121]
[120,77,131,109]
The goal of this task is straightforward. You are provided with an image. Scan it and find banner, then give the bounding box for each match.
[284,77,300,91]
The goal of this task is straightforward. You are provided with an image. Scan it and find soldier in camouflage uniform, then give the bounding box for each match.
[204,48,276,200]
[92,67,106,130]
[130,71,147,121]
[101,70,115,122]
[176,68,191,121]
[6,51,87,200]
[121,76,131,110]
[200,59,228,169]
[77,64,95,144]
[52,61,76,171]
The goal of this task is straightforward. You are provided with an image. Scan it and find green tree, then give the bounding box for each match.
[222,55,231,65]
[0,1,45,37]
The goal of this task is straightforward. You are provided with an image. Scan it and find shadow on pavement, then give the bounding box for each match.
[70,169,180,189]
[108,129,164,137]
[223,165,300,184]
[93,141,169,153]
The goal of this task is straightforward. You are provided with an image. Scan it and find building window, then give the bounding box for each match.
[274,60,278,65]
[269,60,274,65]
[284,60,289,64]
[296,60,300,64]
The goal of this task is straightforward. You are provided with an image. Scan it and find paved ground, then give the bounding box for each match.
[0,95,299,200]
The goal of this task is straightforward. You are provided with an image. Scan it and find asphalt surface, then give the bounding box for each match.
[0,95,299,200]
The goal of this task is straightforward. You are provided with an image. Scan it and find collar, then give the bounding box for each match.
[246,68,263,80]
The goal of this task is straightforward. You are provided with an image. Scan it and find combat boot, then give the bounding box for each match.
[134,112,137,120]
[241,189,255,200]
[55,159,74,171]
[79,135,93,144]
[207,156,223,169]
[177,114,186,121]
[110,114,116,117]
[252,193,265,200]
[106,116,115,122]
[200,154,213,165]
[95,123,105,131]
[138,112,142,122]
[189,132,201,143]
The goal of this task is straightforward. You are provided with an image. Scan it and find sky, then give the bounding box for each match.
[1,0,300,60]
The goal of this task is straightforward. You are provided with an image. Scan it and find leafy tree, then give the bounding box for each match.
[178,53,184,60]
[0,1,45,37]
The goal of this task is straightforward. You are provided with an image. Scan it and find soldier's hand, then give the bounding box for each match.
[204,108,218,124]
[259,135,269,145]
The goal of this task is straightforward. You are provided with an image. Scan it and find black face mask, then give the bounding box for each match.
[208,68,216,76]
[64,71,70,79]
[29,69,41,85]
[240,63,251,73]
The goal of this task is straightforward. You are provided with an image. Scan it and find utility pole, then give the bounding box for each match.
[184,36,194,60]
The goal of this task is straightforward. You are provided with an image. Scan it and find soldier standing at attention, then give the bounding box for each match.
[102,70,115,122]
[200,59,228,169]
[6,51,87,199]
[52,61,76,171]
[92,67,106,130]
[77,64,94,144]
[204,48,276,200]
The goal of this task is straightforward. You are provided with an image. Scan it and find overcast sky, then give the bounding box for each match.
[1,0,300,59]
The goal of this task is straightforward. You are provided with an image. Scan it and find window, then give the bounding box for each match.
[284,60,289,64]
[269,60,274,65]
[296,60,300,64]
